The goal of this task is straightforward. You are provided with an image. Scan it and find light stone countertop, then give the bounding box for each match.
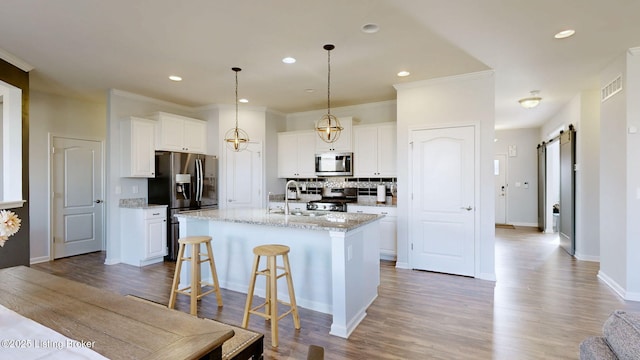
[119,203,167,209]
[174,208,383,232]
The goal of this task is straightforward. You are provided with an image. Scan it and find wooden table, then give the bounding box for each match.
[0,266,234,360]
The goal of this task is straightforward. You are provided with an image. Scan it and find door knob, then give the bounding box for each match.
[461,206,473,211]
[95,200,103,204]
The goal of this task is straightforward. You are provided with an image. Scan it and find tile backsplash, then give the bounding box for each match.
[283,177,397,197]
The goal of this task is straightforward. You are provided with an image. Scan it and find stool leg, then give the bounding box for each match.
[205,241,223,307]
[189,243,199,316]
[283,253,301,329]
[168,243,185,309]
[269,255,279,347]
[242,254,260,328]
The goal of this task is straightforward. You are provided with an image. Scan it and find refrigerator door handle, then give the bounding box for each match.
[196,158,203,202]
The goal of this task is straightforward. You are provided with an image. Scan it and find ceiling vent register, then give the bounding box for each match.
[601,74,622,102]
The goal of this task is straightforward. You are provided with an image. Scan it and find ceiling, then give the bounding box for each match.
[1,0,639,129]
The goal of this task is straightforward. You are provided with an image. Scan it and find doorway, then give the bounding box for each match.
[409,125,476,276]
[224,142,263,209]
[494,154,508,225]
[51,136,104,259]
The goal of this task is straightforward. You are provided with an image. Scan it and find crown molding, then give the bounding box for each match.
[0,47,34,72]
[109,89,194,113]
[393,70,494,91]
[628,47,640,56]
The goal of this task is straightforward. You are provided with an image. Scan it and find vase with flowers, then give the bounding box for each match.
[0,210,21,247]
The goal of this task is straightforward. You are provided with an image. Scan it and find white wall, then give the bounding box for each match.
[285,100,396,130]
[596,48,640,300]
[494,128,539,226]
[265,110,287,194]
[29,91,106,263]
[626,48,640,298]
[394,71,495,280]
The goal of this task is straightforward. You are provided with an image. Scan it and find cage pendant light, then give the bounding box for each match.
[315,44,343,143]
[224,67,250,152]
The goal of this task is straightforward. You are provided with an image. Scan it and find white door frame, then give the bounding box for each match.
[48,134,106,260]
[494,153,508,225]
[407,123,480,275]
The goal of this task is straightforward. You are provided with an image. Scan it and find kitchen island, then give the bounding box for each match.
[175,208,383,338]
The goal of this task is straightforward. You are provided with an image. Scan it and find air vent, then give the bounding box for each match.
[601,74,622,102]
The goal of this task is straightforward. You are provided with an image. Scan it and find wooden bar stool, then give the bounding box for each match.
[242,244,300,347]
[168,236,223,316]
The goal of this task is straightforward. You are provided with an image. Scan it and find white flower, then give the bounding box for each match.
[0,210,21,247]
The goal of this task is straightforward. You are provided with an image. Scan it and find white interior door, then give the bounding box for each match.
[225,142,263,209]
[410,126,475,276]
[494,154,507,224]
[52,137,103,259]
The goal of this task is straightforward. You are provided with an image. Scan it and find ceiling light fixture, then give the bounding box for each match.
[282,57,296,64]
[518,90,542,109]
[361,23,380,34]
[554,29,575,39]
[239,98,249,103]
[169,75,182,81]
[224,67,250,152]
[315,44,343,144]
[397,71,410,77]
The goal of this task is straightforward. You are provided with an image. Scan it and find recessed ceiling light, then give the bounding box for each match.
[554,29,575,39]
[397,71,410,77]
[362,23,380,34]
[169,75,182,81]
[239,98,249,103]
[282,57,296,64]
[305,89,315,93]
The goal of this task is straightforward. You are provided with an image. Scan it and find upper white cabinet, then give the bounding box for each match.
[315,117,353,153]
[150,112,207,154]
[278,130,316,178]
[120,116,156,178]
[353,122,396,177]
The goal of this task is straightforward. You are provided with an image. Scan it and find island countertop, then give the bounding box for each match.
[175,208,383,232]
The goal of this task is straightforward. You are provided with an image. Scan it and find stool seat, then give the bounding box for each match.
[253,244,289,257]
[168,235,223,316]
[242,244,300,348]
[180,236,212,245]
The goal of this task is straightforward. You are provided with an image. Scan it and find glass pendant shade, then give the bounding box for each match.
[316,44,343,143]
[315,113,343,143]
[224,67,250,152]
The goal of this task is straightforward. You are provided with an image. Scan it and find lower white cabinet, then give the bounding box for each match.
[121,206,168,266]
[347,205,397,260]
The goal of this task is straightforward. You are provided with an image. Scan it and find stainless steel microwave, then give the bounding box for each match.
[315,152,353,177]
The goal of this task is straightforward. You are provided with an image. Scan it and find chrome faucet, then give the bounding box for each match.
[284,180,300,215]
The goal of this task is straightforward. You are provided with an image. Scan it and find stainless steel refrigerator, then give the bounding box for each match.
[148,151,218,260]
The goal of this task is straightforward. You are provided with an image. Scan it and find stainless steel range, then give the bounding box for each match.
[307,187,357,212]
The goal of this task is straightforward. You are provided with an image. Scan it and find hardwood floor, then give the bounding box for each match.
[32,227,640,359]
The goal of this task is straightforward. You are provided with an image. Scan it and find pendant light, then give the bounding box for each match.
[224,67,250,152]
[315,44,343,143]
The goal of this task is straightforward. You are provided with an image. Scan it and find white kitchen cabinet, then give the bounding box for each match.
[278,130,316,178]
[120,116,156,178]
[315,117,353,153]
[150,112,207,154]
[347,205,397,260]
[353,122,396,177]
[120,206,168,266]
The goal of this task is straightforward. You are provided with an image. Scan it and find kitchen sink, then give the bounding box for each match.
[289,210,326,217]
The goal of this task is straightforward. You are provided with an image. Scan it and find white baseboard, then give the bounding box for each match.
[104,257,120,265]
[395,262,410,269]
[477,272,496,282]
[598,270,626,300]
[510,222,539,227]
[30,256,50,265]
[575,253,600,262]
